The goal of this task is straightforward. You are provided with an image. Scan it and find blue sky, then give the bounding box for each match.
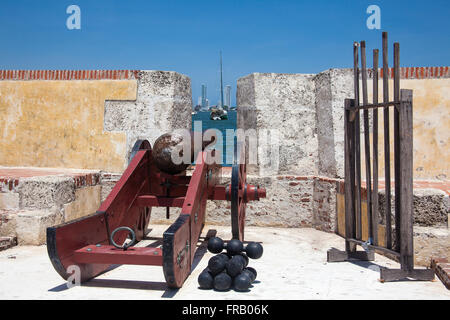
[0,0,449,106]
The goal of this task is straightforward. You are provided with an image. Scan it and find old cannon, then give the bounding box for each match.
[46,133,266,288]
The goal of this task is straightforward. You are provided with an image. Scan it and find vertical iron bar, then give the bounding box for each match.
[361,41,372,242]
[382,32,392,250]
[372,49,379,246]
[399,89,414,271]
[393,42,401,252]
[345,99,357,252]
[353,42,362,241]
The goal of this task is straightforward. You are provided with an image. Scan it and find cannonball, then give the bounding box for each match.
[218,253,230,263]
[233,272,252,292]
[226,239,244,256]
[198,269,214,289]
[207,237,224,254]
[245,242,263,259]
[226,256,244,277]
[234,254,248,268]
[238,253,249,267]
[208,255,226,276]
[153,133,193,175]
[242,267,257,283]
[213,272,232,291]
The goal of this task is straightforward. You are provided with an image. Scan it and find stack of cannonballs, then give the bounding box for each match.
[198,237,263,292]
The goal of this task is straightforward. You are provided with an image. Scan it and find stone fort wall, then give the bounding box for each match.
[0,69,192,245]
[0,70,192,172]
[237,67,450,181]
[0,67,448,262]
[234,67,449,265]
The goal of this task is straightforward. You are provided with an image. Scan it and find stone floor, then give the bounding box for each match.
[0,225,448,300]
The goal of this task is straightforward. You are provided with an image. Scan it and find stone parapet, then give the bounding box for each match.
[237,73,318,176]
[0,69,192,173]
[104,70,192,163]
[0,168,102,245]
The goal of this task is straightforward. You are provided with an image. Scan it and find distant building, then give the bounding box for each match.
[225,85,231,108]
[201,84,207,108]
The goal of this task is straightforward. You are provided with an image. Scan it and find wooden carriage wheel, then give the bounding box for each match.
[231,142,247,241]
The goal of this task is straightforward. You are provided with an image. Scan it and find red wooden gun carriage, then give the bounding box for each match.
[47,136,266,288]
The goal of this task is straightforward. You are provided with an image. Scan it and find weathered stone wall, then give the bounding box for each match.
[1,66,448,257]
[0,69,193,245]
[0,73,137,172]
[236,71,346,232]
[312,177,339,232]
[361,78,450,181]
[0,170,101,245]
[336,184,449,266]
[237,73,317,177]
[378,188,449,227]
[315,69,353,179]
[205,175,317,228]
[238,67,450,182]
[237,67,450,234]
[0,70,191,172]
[104,71,192,162]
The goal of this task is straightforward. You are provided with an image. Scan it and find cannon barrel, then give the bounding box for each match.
[153,131,217,174]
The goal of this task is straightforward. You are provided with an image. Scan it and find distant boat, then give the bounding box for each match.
[210,107,228,120]
[221,109,228,120]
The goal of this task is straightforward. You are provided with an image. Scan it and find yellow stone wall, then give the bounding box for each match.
[360,78,450,180]
[0,80,137,172]
[337,193,386,246]
[336,193,449,267]
[63,185,101,222]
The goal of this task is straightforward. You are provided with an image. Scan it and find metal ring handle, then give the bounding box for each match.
[110,226,136,250]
